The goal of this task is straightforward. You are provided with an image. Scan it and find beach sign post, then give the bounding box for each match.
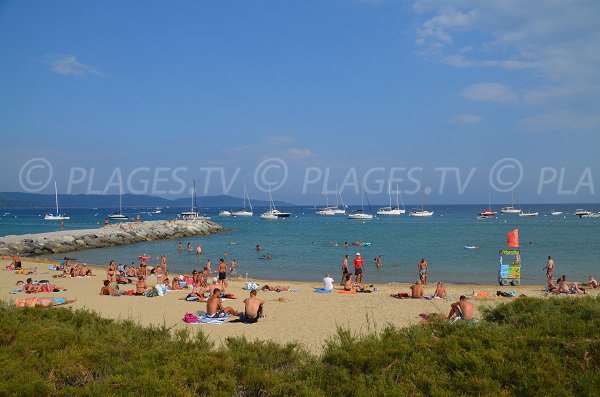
[499,228,521,286]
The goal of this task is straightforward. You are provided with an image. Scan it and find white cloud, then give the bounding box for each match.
[446,114,482,124]
[286,148,315,160]
[48,55,107,77]
[461,83,518,103]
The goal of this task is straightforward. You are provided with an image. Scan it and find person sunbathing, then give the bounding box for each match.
[343,273,355,292]
[171,277,183,290]
[557,277,570,294]
[135,276,149,295]
[410,280,424,298]
[100,280,120,296]
[242,290,264,323]
[587,276,598,288]
[22,278,40,293]
[448,296,475,322]
[261,285,289,292]
[16,297,76,308]
[433,282,447,298]
[127,264,137,277]
[547,276,559,293]
[571,282,586,295]
[206,289,238,317]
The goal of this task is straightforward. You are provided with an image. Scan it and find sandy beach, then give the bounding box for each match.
[2,258,595,353]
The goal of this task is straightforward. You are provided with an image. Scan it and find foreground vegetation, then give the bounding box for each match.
[1,297,600,396]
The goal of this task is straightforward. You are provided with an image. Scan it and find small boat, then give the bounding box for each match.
[500,190,521,214]
[44,181,70,220]
[260,187,291,219]
[315,208,336,216]
[219,210,232,217]
[377,183,406,216]
[108,186,128,220]
[464,245,479,249]
[574,209,593,218]
[550,210,563,216]
[179,181,210,220]
[477,193,496,219]
[519,211,538,217]
[347,189,373,220]
[231,182,254,217]
[151,207,161,214]
[582,212,600,218]
[409,190,434,217]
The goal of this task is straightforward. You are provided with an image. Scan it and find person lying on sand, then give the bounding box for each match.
[571,282,585,295]
[22,278,40,293]
[100,280,120,296]
[410,280,424,299]
[547,276,559,293]
[418,312,445,324]
[242,290,265,323]
[15,297,76,308]
[448,296,475,322]
[587,276,598,288]
[206,289,238,318]
[433,282,447,298]
[261,285,289,292]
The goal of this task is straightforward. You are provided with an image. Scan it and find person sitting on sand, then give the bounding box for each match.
[343,273,355,292]
[127,264,137,277]
[323,273,334,292]
[547,276,559,293]
[587,276,598,289]
[242,290,264,323]
[22,278,40,293]
[171,277,183,290]
[433,282,447,298]
[410,280,424,298]
[261,285,289,292]
[100,280,120,296]
[571,282,586,295]
[557,276,570,294]
[208,277,222,295]
[206,288,238,318]
[135,276,149,295]
[448,295,475,322]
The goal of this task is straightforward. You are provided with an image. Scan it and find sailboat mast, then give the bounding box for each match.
[54,181,59,214]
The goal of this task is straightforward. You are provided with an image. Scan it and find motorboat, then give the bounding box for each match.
[231,182,254,217]
[550,210,563,216]
[377,183,406,216]
[218,210,232,217]
[260,187,291,219]
[582,212,600,218]
[44,181,70,220]
[519,211,538,217]
[575,209,592,217]
[477,193,496,219]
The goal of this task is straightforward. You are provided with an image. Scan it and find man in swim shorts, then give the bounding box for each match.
[217,259,227,288]
[354,253,364,284]
[341,255,349,284]
[243,289,264,323]
[448,295,475,322]
[418,258,428,285]
[206,288,238,318]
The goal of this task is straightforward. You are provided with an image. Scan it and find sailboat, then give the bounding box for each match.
[44,181,70,220]
[332,186,347,214]
[477,193,497,219]
[519,210,539,217]
[347,189,374,220]
[260,187,291,219]
[500,191,521,214]
[231,182,254,217]
[315,189,336,216]
[377,182,405,215]
[108,185,128,220]
[179,181,209,220]
[409,190,434,217]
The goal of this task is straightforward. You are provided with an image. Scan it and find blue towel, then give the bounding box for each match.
[313,288,332,293]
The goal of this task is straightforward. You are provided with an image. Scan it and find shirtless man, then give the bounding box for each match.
[100,280,120,296]
[448,295,475,321]
[217,259,228,288]
[418,258,428,285]
[547,276,559,293]
[341,255,349,284]
[178,242,183,251]
[208,277,222,295]
[229,259,238,275]
[243,290,265,323]
[410,280,424,298]
[206,289,238,317]
[196,244,202,255]
[261,285,289,292]
[354,253,364,284]
[136,276,149,295]
[11,255,22,269]
[374,255,383,269]
[588,275,598,288]
[433,281,447,298]
[127,264,137,277]
[544,256,555,279]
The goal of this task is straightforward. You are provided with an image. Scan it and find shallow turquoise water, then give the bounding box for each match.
[2,204,599,284]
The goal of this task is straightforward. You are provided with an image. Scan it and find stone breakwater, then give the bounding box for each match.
[0,219,224,257]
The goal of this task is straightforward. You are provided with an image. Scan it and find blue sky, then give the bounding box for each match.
[1,0,599,204]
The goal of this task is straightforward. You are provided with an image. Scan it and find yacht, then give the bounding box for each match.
[550,210,563,216]
[260,187,291,219]
[231,182,253,217]
[377,183,406,216]
[179,181,210,220]
[218,210,232,217]
[500,190,521,214]
[347,189,373,220]
[409,190,434,217]
[44,181,70,220]
[575,209,593,218]
[477,193,497,219]
[108,186,128,220]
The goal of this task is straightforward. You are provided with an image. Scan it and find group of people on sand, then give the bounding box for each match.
[203,288,265,323]
[543,255,597,294]
[55,258,94,278]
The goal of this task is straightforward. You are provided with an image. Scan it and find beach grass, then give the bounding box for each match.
[1,296,600,396]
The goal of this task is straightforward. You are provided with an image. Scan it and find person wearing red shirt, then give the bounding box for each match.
[354,253,364,283]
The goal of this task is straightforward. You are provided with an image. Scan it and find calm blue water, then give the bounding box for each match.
[1,204,599,284]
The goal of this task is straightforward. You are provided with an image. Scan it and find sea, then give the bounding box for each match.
[1,204,599,285]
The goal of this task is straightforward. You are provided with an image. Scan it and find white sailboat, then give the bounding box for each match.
[231,182,254,217]
[332,186,347,214]
[315,190,336,216]
[108,185,128,220]
[347,189,373,220]
[409,190,434,217]
[44,181,70,220]
[179,181,209,220]
[260,187,291,219]
[500,191,521,214]
[377,182,405,216]
[519,211,539,217]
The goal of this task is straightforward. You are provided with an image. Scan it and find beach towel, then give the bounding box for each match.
[313,288,332,293]
[243,282,259,291]
[337,289,357,294]
[391,293,410,299]
[185,312,230,324]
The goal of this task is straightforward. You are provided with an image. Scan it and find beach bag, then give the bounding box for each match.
[245,282,259,291]
[155,284,167,296]
[145,289,158,297]
[183,312,199,323]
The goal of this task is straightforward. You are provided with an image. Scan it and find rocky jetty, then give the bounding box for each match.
[0,219,224,257]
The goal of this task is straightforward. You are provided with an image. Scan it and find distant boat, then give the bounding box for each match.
[179,180,210,220]
[519,211,539,217]
[332,188,347,215]
[377,183,406,216]
[574,209,593,218]
[260,187,291,219]
[409,190,434,217]
[500,190,521,214]
[581,212,600,218]
[108,186,128,220]
[550,210,563,216]
[316,184,346,215]
[348,189,373,220]
[151,206,161,214]
[231,182,253,217]
[44,181,70,220]
[477,193,496,219]
[218,210,232,217]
